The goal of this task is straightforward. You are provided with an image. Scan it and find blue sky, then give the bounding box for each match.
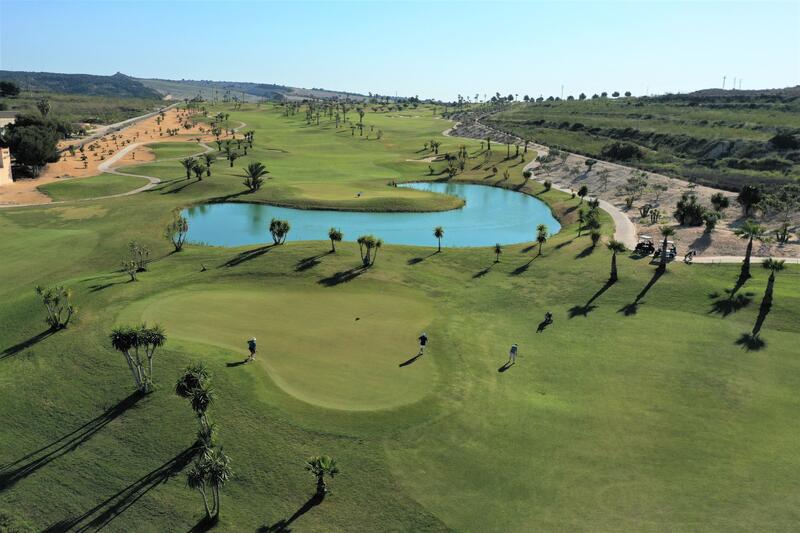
[1,1,798,100]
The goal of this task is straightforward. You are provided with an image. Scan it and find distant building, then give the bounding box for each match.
[0,111,17,129]
[0,147,12,185]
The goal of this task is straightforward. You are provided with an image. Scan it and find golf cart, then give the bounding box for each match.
[653,241,677,261]
[634,235,655,256]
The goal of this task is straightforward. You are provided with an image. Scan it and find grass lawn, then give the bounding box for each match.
[1,103,798,531]
[38,173,149,202]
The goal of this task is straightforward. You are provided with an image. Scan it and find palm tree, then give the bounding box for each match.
[577,185,588,203]
[193,162,206,180]
[536,224,548,255]
[735,220,766,280]
[760,258,785,309]
[242,162,269,192]
[187,461,213,519]
[269,218,291,244]
[175,362,210,398]
[180,157,195,180]
[206,448,232,518]
[306,455,339,498]
[658,226,675,270]
[434,226,444,252]
[607,239,626,282]
[494,243,502,262]
[328,228,343,252]
[202,153,215,177]
[356,235,382,266]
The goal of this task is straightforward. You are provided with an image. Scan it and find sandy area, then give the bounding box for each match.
[0,108,230,206]
[448,116,799,258]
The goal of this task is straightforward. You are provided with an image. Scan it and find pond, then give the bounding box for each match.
[182,182,560,248]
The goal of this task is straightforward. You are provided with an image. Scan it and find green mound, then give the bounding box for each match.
[127,284,438,411]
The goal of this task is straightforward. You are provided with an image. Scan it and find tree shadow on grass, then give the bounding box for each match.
[161,178,200,195]
[318,266,368,287]
[407,251,438,265]
[472,264,494,278]
[510,256,537,276]
[708,290,753,317]
[736,290,774,352]
[569,279,615,318]
[618,268,665,316]
[575,245,596,259]
[220,244,275,268]
[258,494,323,532]
[187,515,219,533]
[43,445,197,532]
[0,329,55,361]
[554,239,574,250]
[295,251,332,272]
[0,392,143,491]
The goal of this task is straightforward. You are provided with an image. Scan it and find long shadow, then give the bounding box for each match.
[618,268,665,316]
[498,361,514,372]
[88,279,129,292]
[43,445,197,532]
[520,244,537,253]
[226,359,248,368]
[554,239,574,250]
[318,266,367,287]
[399,353,422,367]
[161,179,199,195]
[575,245,595,259]
[1,329,54,360]
[510,257,536,276]
[295,251,331,272]
[187,515,219,533]
[220,244,275,268]
[569,279,615,318]
[0,392,142,491]
[259,494,323,532]
[750,291,772,339]
[473,265,493,278]
[407,251,438,265]
[205,190,249,204]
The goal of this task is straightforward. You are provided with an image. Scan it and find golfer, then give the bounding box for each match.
[508,343,519,365]
[417,332,428,355]
[247,337,257,362]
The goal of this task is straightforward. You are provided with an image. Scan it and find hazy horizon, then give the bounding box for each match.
[1,0,798,100]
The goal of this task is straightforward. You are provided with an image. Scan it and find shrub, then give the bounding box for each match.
[600,142,643,161]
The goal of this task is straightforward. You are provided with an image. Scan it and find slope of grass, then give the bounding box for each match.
[1,103,798,531]
[487,96,800,191]
[38,174,148,202]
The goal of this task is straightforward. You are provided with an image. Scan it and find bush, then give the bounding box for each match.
[600,142,643,161]
[673,192,706,226]
[769,132,800,150]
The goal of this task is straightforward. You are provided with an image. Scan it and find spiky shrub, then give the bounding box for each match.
[35,285,76,330]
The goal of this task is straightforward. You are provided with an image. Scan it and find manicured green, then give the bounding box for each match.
[1,103,798,532]
[38,173,148,202]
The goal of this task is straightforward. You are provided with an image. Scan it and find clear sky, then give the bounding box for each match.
[1,0,798,100]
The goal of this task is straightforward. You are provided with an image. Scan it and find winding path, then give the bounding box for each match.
[445,118,796,263]
[444,121,638,249]
[0,120,247,210]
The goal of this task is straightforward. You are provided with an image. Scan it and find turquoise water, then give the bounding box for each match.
[182,182,560,248]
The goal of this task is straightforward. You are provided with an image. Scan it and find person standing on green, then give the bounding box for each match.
[247,337,257,362]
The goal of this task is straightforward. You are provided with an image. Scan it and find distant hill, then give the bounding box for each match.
[0,71,161,99]
[136,77,369,102]
[686,86,800,98]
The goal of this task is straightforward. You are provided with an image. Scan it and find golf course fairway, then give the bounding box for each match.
[1,102,798,532]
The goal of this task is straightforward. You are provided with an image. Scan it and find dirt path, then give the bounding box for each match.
[444,114,799,259]
[1,112,247,209]
[692,256,800,264]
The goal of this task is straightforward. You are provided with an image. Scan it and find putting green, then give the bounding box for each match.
[128,284,438,411]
